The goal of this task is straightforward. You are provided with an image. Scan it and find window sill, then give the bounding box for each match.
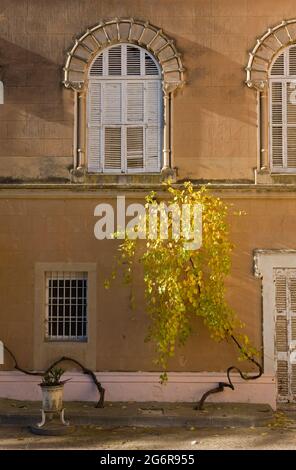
[44,339,88,343]
[256,169,296,184]
[70,168,176,185]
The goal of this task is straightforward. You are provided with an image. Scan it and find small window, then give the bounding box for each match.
[86,43,162,174]
[270,45,296,172]
[45,272,88,342]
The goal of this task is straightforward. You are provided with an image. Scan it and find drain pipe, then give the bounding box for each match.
[0,81,3,105]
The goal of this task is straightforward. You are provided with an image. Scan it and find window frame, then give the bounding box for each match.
[34,263,97,370]
[269,45,296,173]
[45,271,88,343]
[86,44,163,175]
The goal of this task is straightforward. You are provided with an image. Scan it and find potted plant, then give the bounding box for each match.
[40,367,69,416]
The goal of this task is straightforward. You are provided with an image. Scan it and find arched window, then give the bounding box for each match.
[63,19,185,180]
[270,46,296,172]
[87,44,162,173]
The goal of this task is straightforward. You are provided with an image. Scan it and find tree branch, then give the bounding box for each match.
[195,335,263,410]
[4,346,105,408]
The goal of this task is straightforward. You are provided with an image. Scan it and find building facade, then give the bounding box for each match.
[1,0,296,409]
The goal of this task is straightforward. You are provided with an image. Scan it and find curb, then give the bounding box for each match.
[0,413,274,428]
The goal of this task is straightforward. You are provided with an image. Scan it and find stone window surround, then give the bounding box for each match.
[254,249,296,377]
[247,19,296,182]
[34,262,97,371]
[62,18,185,182]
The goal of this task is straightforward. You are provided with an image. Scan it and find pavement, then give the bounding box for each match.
[1,400,296,450]
[1,417,296,449]
[0,399,274,428]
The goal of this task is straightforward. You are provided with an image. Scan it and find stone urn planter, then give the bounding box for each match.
[40,383,64,414]
[37,367,70,428]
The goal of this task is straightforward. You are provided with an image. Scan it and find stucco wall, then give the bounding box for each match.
[0,0,295,182]
[1,1,296,408]
[0,188,293,373]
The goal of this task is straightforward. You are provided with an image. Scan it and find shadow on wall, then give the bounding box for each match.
[0,37,72,121]
[171,31,257,127]
[0,13,258,125]
[0,36,73,182]
[0,11,259,181]
[163,22,258,179]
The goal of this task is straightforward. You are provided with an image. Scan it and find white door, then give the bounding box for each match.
[274,268,296,402]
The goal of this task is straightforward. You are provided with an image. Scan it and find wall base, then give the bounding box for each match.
[0,371,277,410]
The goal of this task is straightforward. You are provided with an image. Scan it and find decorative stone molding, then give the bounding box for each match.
[254,249,296,277]
[253,251,263,279]
[63,18,185,92]
[63,19,185,178]
[246,19,296,90]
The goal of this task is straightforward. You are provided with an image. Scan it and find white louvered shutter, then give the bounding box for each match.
[126,127,144,169]
[275,270,289,401]
[274,268,296,402]
[89,54,103,76]
[108,45,122,75]
[145,54,159,76]
[271,82,283,168]
[287,82,296,168]
[103,82,122,123]
[127,46,141,75]
[145,81,161,172]
[289,47,296,76]
[126,82,144,170]
[102,82,122,171]
[87,43,162,173]
[289,274,296,400]
[270,53,285,77]
[127,82,144,122]
[87,82,102,172]
[104,127,122,170]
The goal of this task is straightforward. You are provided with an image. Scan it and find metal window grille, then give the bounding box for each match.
[45,271,88,341]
